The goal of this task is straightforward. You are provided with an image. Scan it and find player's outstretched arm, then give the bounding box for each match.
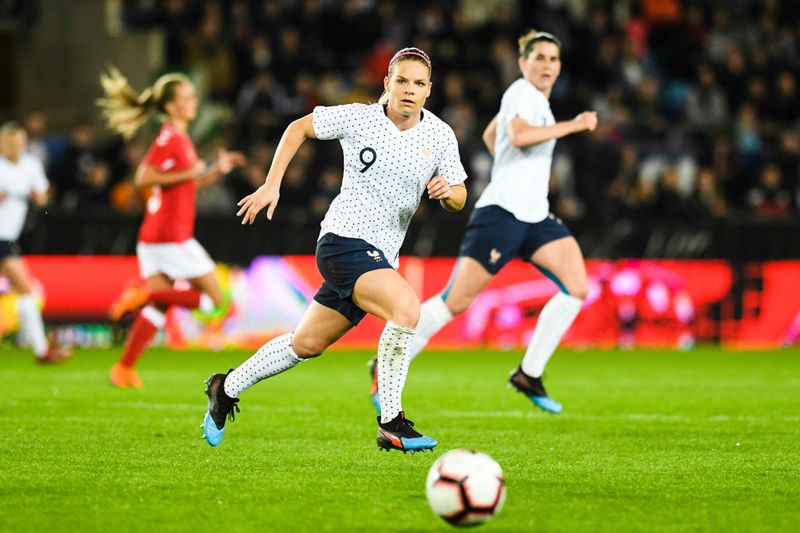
[134,160,207,188]
[237,114,316,224]
[427,177,467,212]
[508,111,597,149]
[195,149,247,189]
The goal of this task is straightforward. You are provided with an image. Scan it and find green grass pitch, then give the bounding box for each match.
[1,346,798,532]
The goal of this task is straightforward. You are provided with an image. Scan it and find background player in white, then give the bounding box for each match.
[202,48,468,452]
[376,30,597,414]
[0,122,70,363]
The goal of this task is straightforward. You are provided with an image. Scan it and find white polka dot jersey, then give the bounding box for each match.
[312,103,467,267]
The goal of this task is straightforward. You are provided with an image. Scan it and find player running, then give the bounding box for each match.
[201,47,468,453]
[0,122,70,363]
[97,69,245,388]
[370,30,597,414]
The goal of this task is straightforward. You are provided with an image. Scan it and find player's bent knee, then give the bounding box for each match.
[390,303,420,329]
[445,294,472,316]
[565,283,589,301]
[291,335,328,358]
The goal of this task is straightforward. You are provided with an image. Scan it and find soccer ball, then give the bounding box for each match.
[425,449,506,527]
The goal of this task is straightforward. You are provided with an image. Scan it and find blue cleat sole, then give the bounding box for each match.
[530,395,563,414]
[202,412,225,446]
[401,435,438,451]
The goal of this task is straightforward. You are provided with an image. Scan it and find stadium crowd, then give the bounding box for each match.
[15,0,800,256]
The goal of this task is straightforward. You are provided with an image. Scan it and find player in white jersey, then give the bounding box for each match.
[202,48,468,452]
[371,30,598,414]
[0,122,70,363]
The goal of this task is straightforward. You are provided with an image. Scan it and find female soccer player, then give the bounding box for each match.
[383,30,597,414]
[202,47,468,452]
[98,69,245,388]
[0,122,70,363]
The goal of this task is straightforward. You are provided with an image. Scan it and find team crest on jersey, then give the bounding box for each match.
[366,250,382,262]
[489,248,502,265]
[422,146,432,160]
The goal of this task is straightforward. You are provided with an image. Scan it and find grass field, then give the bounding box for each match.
[1,346,799,532]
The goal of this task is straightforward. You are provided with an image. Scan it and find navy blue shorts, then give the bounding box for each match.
[0,241,20,261]
[457,205,572,275]
[313,233,393,325]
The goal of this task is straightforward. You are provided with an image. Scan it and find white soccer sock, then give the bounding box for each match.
[223,333,303,398]
[17,294,48,357]
[378,321,416,423]
[521,292,583,378]
[408,296,453,362]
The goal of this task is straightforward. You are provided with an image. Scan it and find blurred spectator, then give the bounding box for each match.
[694,167,728,219]
[685,63,729,138]
[746,163,791,218]
[23,111,51,167]
[75,161,112,214]
[186,10,234,101]
[53,122,97,209]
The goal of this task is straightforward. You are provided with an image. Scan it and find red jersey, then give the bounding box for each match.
[138,123,198,243]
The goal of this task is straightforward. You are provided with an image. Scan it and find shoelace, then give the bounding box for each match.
[399,417,423,437]
[226,400,240,422]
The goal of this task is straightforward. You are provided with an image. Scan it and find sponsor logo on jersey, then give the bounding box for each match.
[489,248,502,265]
[367,250,382,262]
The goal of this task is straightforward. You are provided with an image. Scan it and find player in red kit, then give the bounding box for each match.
[98,69,245,388]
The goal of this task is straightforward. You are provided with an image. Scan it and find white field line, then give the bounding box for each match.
[437,410,800,423]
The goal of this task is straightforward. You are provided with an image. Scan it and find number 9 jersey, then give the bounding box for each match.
[311,103,467,268]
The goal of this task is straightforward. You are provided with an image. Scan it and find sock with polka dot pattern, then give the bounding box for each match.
[377,321,415,424]
[223,333,303,398]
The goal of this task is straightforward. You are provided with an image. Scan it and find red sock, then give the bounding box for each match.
[148,288,203,309]
[119,313,159,367]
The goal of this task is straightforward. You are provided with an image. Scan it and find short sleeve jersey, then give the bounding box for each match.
[475,78,556,223]
[0,153,49,241]
[138,123,198,243]
[312,103,467,267]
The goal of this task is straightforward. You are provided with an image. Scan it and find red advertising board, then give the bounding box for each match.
[4,256,799,349]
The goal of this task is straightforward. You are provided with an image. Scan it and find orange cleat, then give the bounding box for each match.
[36,345,72,364]
[108,284,151,321]
[109,363,144,389]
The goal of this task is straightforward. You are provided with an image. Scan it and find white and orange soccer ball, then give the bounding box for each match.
[425,449,506,527]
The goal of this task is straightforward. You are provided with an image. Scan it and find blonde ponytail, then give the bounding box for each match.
[97,67,154,139]
[97,68,192,139]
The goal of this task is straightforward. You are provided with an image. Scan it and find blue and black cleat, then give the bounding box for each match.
[376,412,437,453]
[201,370,240,446]
[509,366,563,414]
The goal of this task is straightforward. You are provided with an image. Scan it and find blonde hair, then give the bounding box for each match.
[378,47,432,105]
[518,29,562,58]
[0,121,26,137]
[97,67,192,139]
